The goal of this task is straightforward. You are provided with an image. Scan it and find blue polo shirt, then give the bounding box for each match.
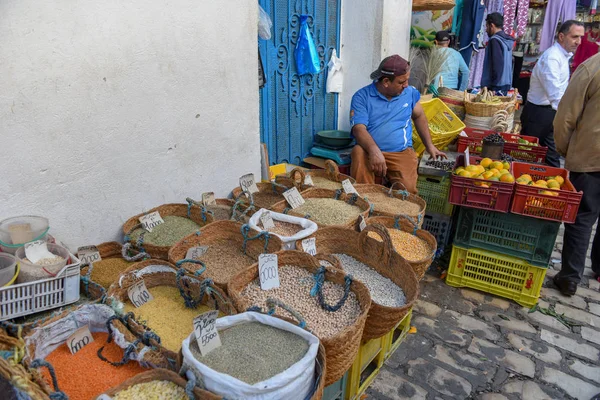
[350,83,420,152]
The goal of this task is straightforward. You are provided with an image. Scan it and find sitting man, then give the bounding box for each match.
[350,55,446,193]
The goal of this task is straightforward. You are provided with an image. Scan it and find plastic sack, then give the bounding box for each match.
[326,49,343,93]
[295,15,321,75]
[248,208,318,250]
[181,312,319,400]
[258,5,272,40]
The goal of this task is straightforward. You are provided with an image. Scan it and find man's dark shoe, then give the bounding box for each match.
[553,275,577,296]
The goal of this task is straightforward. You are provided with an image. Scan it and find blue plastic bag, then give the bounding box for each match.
[294,15,321,75]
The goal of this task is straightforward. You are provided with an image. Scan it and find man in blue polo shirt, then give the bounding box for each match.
[350,55,446,193]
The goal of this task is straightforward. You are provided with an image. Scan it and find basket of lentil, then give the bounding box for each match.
[270,188,371,229]
[354,183,426,228]
[168,221,283,290]
[181,311,321,400]
[230,181,293,212]
[296,225,419,339]
[0,356,51,400]
[23,304,170,400]
[106,259,236,364]
[228,250,371,386]
[101,368,221,400]
[248,208,318,250]
[275,160,356,191]
[122,203,214,260]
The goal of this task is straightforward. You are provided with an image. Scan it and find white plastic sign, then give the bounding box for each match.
[304,175,314,186]
[258,254,280,290]
[193,310,222,356]
[202,192,217,206]
[283,187,305,209]
[301,238,317,256]
[260,212,276,230]
[464,148,470,167]
[186,246,209,260]
[77,245,101,265]
[139,211,164,232]
[67,325,94,355]
[239,173,259,194]
[24,240,55,264]
[127,280,154,308]
[342,179,358,195]
[359,216,367,231]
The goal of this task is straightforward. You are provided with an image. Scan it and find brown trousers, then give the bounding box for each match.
[350,145,418,194]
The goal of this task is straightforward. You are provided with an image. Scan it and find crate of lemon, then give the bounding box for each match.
[449,157,515,213]
[510,162,583,224]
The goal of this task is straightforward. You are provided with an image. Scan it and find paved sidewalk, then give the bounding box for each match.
[369,224,600,400]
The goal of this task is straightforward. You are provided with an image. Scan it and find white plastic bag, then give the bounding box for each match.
[182,312,319,400]
[258,5,272,40]
[248,208,318,250]
[326,49,343,93]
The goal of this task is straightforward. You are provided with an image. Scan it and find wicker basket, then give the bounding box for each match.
[185,197,251,223]
[0,357,50,400]
[227,251,371,386]
[276,160,355,191]
[365,216,437,280]
[464,88,518,117]
[168,220,283,290]
[413,0,455,11]
[438,87,472,120]
[295,225,419,339]
[230,181,293,212]
[123,203,214,260]
[270,188,371,229]
[354,183,426,228]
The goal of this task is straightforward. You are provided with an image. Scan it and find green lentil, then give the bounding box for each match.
[113,381,187,400]
[85,257,133,289]
[309,176,343,190]
[129,216,201,247]
[189,322,309,384]
[365,192,421,217]
[292,198,363,226]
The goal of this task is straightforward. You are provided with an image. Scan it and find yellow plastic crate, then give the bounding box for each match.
[382,308,413,360]
[345,334,386,400]
[412,98,465,156]
[446,245,547,308]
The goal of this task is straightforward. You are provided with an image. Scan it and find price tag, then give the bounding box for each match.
[66,325,94,355]
[24,240,55,264]
[77,245,101,265]
[359,216,367,231]
[258,254,280,290]
[193,310,221,356]
[301,238,317,256]
[304,175,314,186]
[260,211,275,230]
[185,246,209,259]
[201,192,217,206]
[8,223,33,244]
[239,173,259,194]
[464,148,470,167]
[127,280,154,308]
[283,187,305,209]
[139,211,164,232]
[342,179,358,195]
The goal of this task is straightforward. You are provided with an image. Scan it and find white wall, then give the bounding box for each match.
[338,0,413,131]
[0,0,260,249]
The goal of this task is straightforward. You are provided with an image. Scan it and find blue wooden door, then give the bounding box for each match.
[259,0,341,165]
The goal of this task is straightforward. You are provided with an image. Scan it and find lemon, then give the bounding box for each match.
[491,161,504,171]
[480,158,493,169]
[547,180,560,189]
[520,174,533,182]
[500,173,515,183]
[458,170,472,178]
[553,176,565,186]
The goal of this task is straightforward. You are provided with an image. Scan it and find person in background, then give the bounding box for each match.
[350,55,447,194]
[481,12,515,95]
[552,53,600,296]
[433,31,470,91]
[521,20,585,168]
[572,23,599,72]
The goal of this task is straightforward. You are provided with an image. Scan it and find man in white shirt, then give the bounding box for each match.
[521,20,584,167]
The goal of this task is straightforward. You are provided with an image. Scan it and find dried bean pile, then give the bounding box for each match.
[123,286,214,351]
[368,230,432,262]
[265,220,304,237]
[241,265,361,338]
[189,322,309,384]
[364,192,421,217]
[293,198,363,226]
[309,176,343,190]
[24,256,64,266]
[85,258,133,289]
[129,216,201,247]
[189,244,254,284]
[333,254,406,308]
[113,380,187,400]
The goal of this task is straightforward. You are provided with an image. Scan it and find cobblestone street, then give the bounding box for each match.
[369,224,600,400]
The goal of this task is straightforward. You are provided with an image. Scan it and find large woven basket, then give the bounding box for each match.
[295,225,419,339]
[413,0,455,11]
[364,216,437,280]
[438,87,472,120]
[270,188,371,229]
[102,368,221,399]
[186,197,251,223]
[230,181,292,212]
[168,220,283,290]
[0,356,50,400]
[464,88,518,117]
[122,203,214,260]
[276,160,355,191]
[354,183,426,228]
[227,251,371,386]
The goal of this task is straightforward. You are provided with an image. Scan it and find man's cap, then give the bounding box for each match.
[370,55,410,80]
[435,31,451,42]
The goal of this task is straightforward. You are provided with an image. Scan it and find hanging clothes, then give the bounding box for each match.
[539,0,577,52]
[467,0,504,88]
[452,0,465,35]
[459,0,486,66]
[504,0,530,38]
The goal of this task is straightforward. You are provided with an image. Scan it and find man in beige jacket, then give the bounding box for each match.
[552,53,600,296]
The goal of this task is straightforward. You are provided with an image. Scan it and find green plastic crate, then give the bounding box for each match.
[417,175,453,216]
[454,208,560,268]
[323,371,348,400]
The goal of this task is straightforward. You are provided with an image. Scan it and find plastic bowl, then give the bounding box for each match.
[0,253,18,287]
[0,216,49,255]
[316,130,353,148]
[15,243,70,283]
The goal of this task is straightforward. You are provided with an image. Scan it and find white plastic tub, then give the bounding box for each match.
[0,216,49,255]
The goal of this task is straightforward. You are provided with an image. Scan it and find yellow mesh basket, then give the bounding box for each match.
[412,98,465,156]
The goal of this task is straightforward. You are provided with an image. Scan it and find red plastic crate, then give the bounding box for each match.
[449,155,515,213]
[457,128,547,164]
[511,162,583,223]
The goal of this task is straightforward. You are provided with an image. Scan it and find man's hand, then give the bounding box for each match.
[427,146,448,160]
[369,148,387,176]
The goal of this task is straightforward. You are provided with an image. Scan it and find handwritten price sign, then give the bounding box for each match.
[139,211,164,232]
[127,280,154,308]
[193,310,221,356]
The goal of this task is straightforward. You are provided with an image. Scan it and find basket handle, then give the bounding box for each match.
[29,359,68,400]
[314,254,343,270]
[265,298,308,329]
[358,223,393,266]
[394,214,422,235]
[290,168,307,188]
[388,181,407,195]
[324,160,340,179]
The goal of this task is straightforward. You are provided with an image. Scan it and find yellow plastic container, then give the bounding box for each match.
[382,308,413,361]
[446,245,547,308]
[268,163,306,181]
[345,334,386,400]
[412,98,465,156]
